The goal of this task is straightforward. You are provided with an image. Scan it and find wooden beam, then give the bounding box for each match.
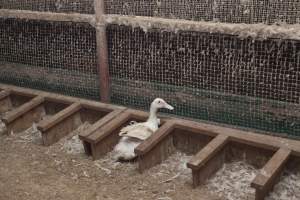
[79,109,125,139]
[104,14,300,40]
[37,102,81,132]
[0,9,95,25]
[1,96,45,135]
[86,111,131,143]
[187,134,229,187]
[187,134,229,170]
[135,121,176,155]
[94,0,111,102]
[174,119,300,157]
[2,96,44,124]
[251,148,291,200]
[135,121,176,172]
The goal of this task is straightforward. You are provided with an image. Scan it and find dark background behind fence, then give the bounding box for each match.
[0,0,299,138]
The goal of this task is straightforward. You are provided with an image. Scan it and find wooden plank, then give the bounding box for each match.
[79,109,125,139]
[174,119,300,158]
[0,9,95,25]
[138,134,175,173]
[251,148,291,200]
[86,111,131,143]
[2,96,44,123]
[104,14,300,40]
[187,134,229,170]
[135,120,176,155]
[0,83,125,110]
[37,102,81,132]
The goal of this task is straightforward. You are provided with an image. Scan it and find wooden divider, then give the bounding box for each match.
[2,96,45,135]
[187,134,229,187]
[0,84,300,200]
[251,148,291,200]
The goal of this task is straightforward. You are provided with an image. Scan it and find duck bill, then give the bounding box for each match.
[164,103,174,110]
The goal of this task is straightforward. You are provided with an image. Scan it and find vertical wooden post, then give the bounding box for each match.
[94,0,110,102]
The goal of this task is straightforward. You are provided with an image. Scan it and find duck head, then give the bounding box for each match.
[151,98,174,111]
[147,98,174,126]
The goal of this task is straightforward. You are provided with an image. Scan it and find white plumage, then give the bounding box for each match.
[113,98,174,161]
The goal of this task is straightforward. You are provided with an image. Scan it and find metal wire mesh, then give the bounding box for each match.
[0,0,299,138]
[0,19,99,99]
[107,25,300,137]
[104,0,300,24]
[0,0,94,14]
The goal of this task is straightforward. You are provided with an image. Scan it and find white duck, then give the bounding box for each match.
[113,98,174,161]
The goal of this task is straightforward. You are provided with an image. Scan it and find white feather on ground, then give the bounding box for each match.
[205,161,258,200]
[61,122,91,155]
[266,170,300,200]
[0,119,6,135]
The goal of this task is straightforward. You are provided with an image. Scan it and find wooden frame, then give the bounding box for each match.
[1,84,300,200]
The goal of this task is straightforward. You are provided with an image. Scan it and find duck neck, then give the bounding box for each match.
[147,106,158,124]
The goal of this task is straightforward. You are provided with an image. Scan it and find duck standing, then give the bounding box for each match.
[113,98,174,161]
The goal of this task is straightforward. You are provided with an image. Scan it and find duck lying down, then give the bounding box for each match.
[113,98,174,161]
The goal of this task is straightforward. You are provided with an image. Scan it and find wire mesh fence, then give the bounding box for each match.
[0,19,99,100]
[1,0,299,24]
[104,0,300,24]
[0,1,299,138]
[108,24,300,137]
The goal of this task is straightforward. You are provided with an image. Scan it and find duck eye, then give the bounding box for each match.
[158,100,161,104]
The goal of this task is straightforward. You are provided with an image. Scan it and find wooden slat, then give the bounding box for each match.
[104,15,300,40]
[2,96,44,123]
[187,134,229,170]
[86,111,131,143]
[37,102,81,132]
[0,83,125,111]
[0,9,95,25]
[0,90,10,100]
[135,120,176,155]
[79,109,125,139]
[252,148,291,190]
[174,119,300,157]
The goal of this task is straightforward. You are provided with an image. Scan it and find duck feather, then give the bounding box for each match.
[119,122,154,140]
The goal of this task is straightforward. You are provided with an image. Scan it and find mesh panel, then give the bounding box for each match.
[104,0,300,24]
[108,25,300,137]
[0,19,99,99]
[0,0,94,14]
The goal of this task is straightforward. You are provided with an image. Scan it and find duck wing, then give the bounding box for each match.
[119,123,154,140]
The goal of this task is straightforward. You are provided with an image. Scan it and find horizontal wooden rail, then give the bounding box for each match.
[0,10,298,40]
[0,9,95,25]
[174,119,300,157]
[0,83,124,111]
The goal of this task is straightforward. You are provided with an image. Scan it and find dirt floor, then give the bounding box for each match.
[0,122,299,200]
[0,122,220,200]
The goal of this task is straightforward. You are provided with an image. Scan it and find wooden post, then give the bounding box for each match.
[94,0,110,102]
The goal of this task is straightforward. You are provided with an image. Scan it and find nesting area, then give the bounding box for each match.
[0,84,300,200]
[0,0,299,199]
